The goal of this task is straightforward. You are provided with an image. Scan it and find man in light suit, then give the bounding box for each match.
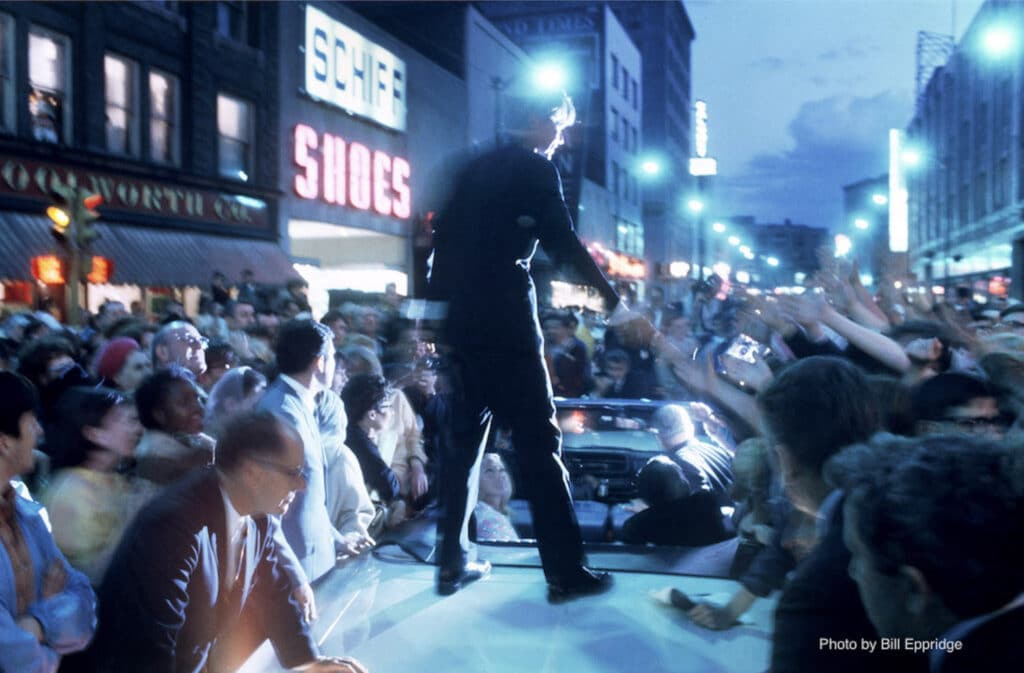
[258,320,372,582]
[78,411,367,673]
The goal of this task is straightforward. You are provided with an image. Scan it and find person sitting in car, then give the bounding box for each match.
[651,403,734,508]
[472,453,520,542]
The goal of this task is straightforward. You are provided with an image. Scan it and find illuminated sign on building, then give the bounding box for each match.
[587,242,646,280]
[695,100,708,158]
[888,129,908,253]
[305,6,407,132]
[31,255,64,284]
[293,124,411,219]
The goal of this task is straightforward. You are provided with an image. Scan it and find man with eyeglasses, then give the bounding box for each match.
[152,321,209,379]
[76,411,369,673]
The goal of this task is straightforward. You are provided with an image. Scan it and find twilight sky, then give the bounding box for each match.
[686,0,985,230]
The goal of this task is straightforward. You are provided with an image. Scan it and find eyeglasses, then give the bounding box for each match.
[175,334,209,349]
[940,414,1013,430]
[249,457,310,481]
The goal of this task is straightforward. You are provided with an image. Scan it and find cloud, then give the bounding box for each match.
[716,91,912,228]
[750,55,788,70]
[817,39,877,62]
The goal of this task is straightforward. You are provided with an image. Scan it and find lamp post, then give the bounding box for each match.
[47,185,102,326]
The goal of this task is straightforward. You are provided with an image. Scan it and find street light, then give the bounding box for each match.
[687,198,704,213]
[871,193,888,205]
[854,217,870,230]
[835,233,852,257]
[640,159,661,176]
[727,235,740,246]
[901,148,922,167]
[766,256,780,267]
[532,62,568,92]
[712,221,726,233]
[982,25,1016,58]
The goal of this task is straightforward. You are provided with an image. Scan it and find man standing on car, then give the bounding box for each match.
[426,90,648,601]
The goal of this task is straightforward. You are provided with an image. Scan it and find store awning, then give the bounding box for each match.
[0,212,300,286]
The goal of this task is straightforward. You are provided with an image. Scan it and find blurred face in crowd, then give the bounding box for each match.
[918,395,1007,439]
[364,394,393,434]
[161,325,208,376]
[230,302,256,330]
[84,403,143,459]
[479,454,512,505]
[358,310,379,337]
[843,501,934,640]
[0,412,43,476]
[605,359,629,384]
[155,379,205,435]
[666,316,689,343]
[114,350,152,393]
[331,356,349,396]
[43,354,76,385]
[246,426,307,516]
[98,302,128,329]
[772,442,826,517]
[543,319,571,346]
[314,344,337,393]
[326,318,348,348]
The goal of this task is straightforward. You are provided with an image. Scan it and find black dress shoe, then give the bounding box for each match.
[437,560,492,596]
[547,568,614,603]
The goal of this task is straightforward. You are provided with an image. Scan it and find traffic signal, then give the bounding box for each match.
[46,184,75,240]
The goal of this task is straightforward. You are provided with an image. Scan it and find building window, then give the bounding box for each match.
[217,93,252,181]
[149,70,179,165]
[217,1,248,44]
[610,107,618,142]
[632,80,638,110]
[612,161,619,198]
[0,13,13,132]
[621,67,629,99]
[104,54,140,156]
[631,126,638,155]
[611,53,618,89]
[28,27,70,144]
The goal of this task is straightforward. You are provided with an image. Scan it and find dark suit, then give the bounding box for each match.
[427,144,619,582]
[769,494,927,673]
[77,468,315,673]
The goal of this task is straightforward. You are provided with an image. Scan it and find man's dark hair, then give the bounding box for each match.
[320,309,347,327]
[955,286,971,300]
[604,348,630,367]
[0,372,38,436]
[205,341,237,371]
[910,372,995,422]
[866,374,915,436]
[16,336,76,387]
[758,356,879,473]
[135,366,196,430]
[827,434,1024,619]
[216,410,298,474]
[636,455,691,506]
[275,319,331,375]
[341,374,391,424]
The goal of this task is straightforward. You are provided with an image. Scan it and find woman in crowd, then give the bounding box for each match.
[473,452,520,542]
[204,365,267,439]
[134,367,215,485]
[42,386,147,584]
[95,336,152,393]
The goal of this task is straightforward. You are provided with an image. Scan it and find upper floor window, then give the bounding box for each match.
[149,70,179,165]
[610,106,619,142]
[0,13,13,132]
[105,53,140,156]
[28,27,71,144]
[217,1,249,44]
[632,80,638,110]
[611,54,618,89]
[217,92,252,181]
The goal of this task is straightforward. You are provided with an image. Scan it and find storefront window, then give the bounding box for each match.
[28,27,70,144]
[217,92,252,182]
[105,53,139,156]
[149,70,179,164]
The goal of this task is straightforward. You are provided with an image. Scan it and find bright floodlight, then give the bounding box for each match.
[712,222,726,233]
[532,63,567,92]
[712,262,731,279]
[766,256,780,267]
[641,159,661,176]
[901,148,921,167]
[743,250,755,260]
[854,218,870,230]
[687,198,704,213]
[982,25,1016,58]
[728,235,741,246]
[739,245,752,256]
[871,193,888,205]
[835,233,852,257]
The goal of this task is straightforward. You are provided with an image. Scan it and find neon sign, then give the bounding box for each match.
[293,124,411,219]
